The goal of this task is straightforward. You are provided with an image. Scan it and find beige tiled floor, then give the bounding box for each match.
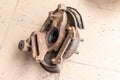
[0,0,120,80]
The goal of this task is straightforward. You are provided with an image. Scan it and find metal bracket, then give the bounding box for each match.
[18,4,84,73]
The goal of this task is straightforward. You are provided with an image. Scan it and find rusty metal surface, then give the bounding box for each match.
[18,4,84,73]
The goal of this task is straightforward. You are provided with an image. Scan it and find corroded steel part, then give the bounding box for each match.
[18,4,84,73]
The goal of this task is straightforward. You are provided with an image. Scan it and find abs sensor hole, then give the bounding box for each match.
[48,28,59,44]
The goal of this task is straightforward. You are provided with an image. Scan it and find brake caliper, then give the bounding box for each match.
[18,4,84,73]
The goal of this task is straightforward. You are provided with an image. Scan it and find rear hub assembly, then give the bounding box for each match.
[18,4,84,73]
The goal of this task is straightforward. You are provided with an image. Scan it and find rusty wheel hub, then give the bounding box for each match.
[18,4,84,73]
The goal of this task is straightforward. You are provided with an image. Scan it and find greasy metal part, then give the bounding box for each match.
[18,40,31,52]
[18,4,84,73]
[66,7,84,29]
[52,27,75,64]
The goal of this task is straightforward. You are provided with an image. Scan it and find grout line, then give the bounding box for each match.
[67,60,120,73]
[57,70,61,80]
[0,0,20,50]
[57,63,64,80]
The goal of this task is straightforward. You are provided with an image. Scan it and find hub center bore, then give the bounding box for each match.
[48,28,59,44]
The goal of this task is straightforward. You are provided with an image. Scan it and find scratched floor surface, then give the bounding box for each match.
[0,0,120,80]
